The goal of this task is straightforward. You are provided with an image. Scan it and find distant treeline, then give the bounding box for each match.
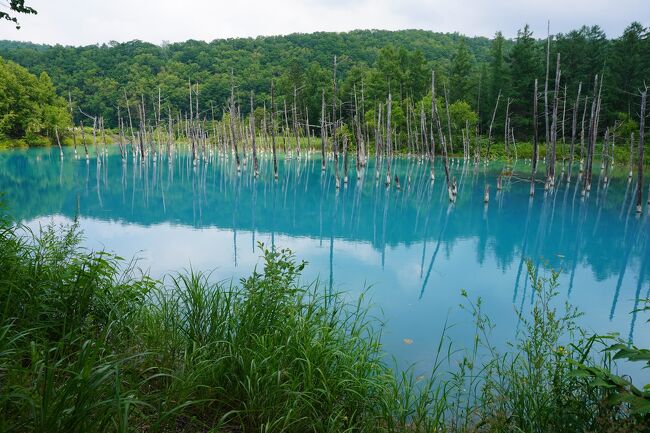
[0,24,648,142]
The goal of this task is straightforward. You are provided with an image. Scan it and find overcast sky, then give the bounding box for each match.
[0,0,647,46]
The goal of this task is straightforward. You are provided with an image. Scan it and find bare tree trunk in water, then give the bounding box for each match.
[629,132,635,179]
[443,84,453,155]
[432,71,452,198]
[579,95,589,173]
[533,79,539,176]
[332,55,339,188]
[636,90,647,213]
[385,94,392,186]
[68,91,78,157]
[55,126,63,159]
[549,53,561,186]
[271,80,278,179]
[487,90,501,158]
[544,20,551,145]
[583,75,599,193]
[568,82,582,182]
[80,120,89,160]
[321,89,326,171]
[230,83,240,171]
[504,98,511,157]
[422,105,434,180]
[250,91,258,176]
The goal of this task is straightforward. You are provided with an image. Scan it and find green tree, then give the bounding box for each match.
[449,100,479,145]
[0,57,71,141]
[555,25,607,98]
[507,25,541,136]
[486,31,508,128]
[449,37,475,103]
[607,22,648,120]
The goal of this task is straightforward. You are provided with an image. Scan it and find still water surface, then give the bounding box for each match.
[1,147,649,378]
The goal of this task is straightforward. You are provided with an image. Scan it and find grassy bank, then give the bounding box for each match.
[0,211,648,432]
[0,127,117,149]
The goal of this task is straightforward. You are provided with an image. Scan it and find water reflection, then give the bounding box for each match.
[1,148,649,374]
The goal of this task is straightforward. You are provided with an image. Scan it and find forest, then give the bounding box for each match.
[0,22,648,145]
[0,57,69,144]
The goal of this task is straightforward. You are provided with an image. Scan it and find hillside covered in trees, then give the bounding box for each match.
[0,24,648,144]
[0,57,70,144]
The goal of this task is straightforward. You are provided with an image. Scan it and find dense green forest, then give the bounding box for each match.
[0,23,648,144]
[0,57,70,144]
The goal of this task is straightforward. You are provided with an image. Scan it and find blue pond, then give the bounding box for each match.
[1,147,649,379]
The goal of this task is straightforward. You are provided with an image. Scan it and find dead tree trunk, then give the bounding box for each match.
[603,128,610,183]
[55,126,63,159]
[230,83,241,171]
[332,56,339,188]
[568,82,582,182]
[124,91,136,157]
[250,91,259,176]
[549,53,561,186]
[283,98,289,156]
[443,84,453,155]
[117,107,126,161]
[406,101,412,156]
[70,123,78,157]
[354,84,363,177]
[430,71,437,177]
[321,89,326,171]
[562,84,567,148]
[343,134,349,184]
[504,98,511,157]
[385,94,392,186]
[580,95,589,172]
[101,117,108,159]
[271,81,278,179]
[305,106,311,154]
[544,21,551,145]
[375,103,382,180]
[262,102,269,152]
[533,79,539,175]
[422,105,434,180]
[583,75,599,192]
[361,81,369,160]
[80,120,89,160]
[139,94,147,159]
[432,71,452,196]
[167,108,173,160]
[92,117,99,163]
[487,90,501,158]
[636,90,647,213]
[238,105,248,161]
[629,132,635,178]
[530,80,537,197]
[293,86,301,158]
[67,91,78,157]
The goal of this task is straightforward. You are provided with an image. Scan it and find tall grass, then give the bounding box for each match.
[0,210,647,432]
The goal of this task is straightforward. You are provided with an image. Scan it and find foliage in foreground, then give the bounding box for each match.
[576,299,650,417]
[0,211,648,432]
[0,215,444,432]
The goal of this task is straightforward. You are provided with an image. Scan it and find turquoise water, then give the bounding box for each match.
[1,147,649,378]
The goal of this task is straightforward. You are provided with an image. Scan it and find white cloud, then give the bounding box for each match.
[0,0,646,46]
